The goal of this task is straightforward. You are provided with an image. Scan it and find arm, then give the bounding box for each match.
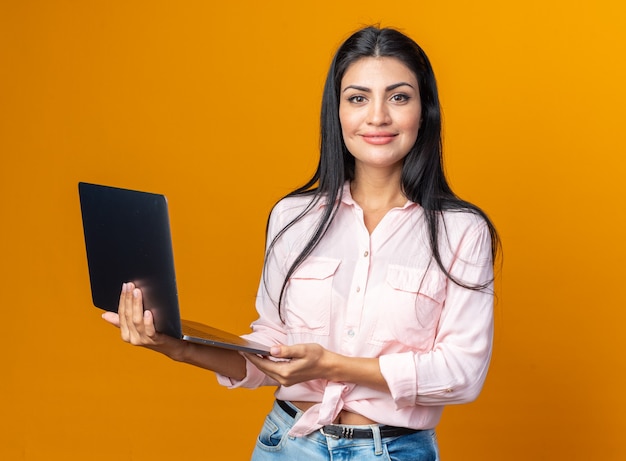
[380,217,495,407]
[102,282,246,381]
[244,344,389,392]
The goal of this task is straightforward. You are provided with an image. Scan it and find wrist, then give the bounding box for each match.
[148,335,188,362]
[324,350,344,382]
[327,354,388,392]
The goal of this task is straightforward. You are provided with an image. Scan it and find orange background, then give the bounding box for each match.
[1,1,625,459]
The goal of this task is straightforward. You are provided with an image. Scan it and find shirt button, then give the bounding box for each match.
[363,251,369,257]
[356,286,361,293]
[347,329,355,337]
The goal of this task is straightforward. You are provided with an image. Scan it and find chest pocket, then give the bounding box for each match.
[369,264,447,350]
[284,256,341,335]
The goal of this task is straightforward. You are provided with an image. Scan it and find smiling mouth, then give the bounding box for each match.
[361,133,397,145]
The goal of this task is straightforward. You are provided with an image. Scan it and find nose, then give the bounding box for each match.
[366,101,391,126]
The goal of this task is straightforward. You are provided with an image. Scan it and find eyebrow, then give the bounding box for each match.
[342,82,415,93]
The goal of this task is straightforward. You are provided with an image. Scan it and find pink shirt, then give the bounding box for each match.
[217,183,494,437]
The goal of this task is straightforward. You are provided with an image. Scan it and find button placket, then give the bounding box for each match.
[344,235,371,347]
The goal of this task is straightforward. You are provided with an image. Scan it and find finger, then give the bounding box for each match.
[143,309,156,337]
[245,352,289,375]
[272,344,301,359]
[119,283,131,341]
[243,353,273,372]
[122,282,139,338]
[127,287,146,344]
[131,288,144,326]
[102,311,120,327]
[242,352,263,366]
[243,352,296,386]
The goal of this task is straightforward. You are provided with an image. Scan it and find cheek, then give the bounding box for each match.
[339,115,359,144]
[403,112,422,142]
[413,121,421,141]
[338,107,352,133]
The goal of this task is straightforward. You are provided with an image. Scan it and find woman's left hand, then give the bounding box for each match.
[243,343,337,387]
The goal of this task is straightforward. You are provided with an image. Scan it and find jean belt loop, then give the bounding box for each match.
[372,425,383,455]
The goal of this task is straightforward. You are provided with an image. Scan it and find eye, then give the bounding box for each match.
[390,93,410,103]
[347,95,367,104]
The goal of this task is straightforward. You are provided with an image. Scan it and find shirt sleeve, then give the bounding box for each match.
[216,202,290,389]
[379,216,495,408]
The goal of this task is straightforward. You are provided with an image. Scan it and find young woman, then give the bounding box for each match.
[105,26,499,460]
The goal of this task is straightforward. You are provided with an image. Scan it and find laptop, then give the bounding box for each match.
[78,181,271,356]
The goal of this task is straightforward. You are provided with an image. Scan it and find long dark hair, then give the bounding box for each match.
[265,26,500,318]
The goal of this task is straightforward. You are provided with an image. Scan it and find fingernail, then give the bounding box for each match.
[133,288,139,298]
[270,346,281,356]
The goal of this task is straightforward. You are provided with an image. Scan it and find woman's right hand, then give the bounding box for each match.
[102,282,247,379]
[102,282,186,358]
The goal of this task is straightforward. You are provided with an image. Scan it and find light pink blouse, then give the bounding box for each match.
[218,183,494,437]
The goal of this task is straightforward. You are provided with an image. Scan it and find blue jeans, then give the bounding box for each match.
[251,400,440,461]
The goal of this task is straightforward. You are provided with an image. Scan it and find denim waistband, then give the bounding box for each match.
[275,400,421,440]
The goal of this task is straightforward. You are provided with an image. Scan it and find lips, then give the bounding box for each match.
[361,133,398,145]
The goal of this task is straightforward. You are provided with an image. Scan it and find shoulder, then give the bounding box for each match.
[272,193,318,214]
[267,193,325,239]
[440,209,492,249]
[270,194,319,222]
[440,209,489,234]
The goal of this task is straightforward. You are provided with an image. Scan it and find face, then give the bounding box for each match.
[339,57,422,174]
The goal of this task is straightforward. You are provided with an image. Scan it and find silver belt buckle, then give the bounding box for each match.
[320,426,355,439]
[320,426,340,439]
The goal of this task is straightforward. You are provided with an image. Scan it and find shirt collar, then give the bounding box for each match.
[339,181,416,211]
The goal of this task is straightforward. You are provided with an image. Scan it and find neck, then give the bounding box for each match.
[350,164,407,210]
[350,167,406,212]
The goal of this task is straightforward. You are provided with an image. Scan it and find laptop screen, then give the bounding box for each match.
[78,182,182,338]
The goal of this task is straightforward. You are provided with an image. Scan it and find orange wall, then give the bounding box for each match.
[1,1,625,459]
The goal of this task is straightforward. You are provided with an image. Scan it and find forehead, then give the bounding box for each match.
[341,57,417,88]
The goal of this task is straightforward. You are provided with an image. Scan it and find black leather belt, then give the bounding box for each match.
[276,400,421,439]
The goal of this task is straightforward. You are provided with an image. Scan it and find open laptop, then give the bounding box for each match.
[78,181,271,356]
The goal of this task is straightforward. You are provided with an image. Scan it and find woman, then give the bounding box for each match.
[105,26,499,460]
